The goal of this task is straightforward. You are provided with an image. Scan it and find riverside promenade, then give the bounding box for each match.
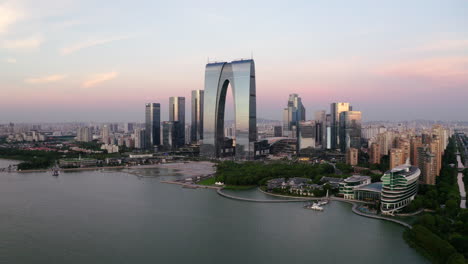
[216,187,413,229]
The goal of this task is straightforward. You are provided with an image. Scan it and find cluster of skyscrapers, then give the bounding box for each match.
[280,96,362,158]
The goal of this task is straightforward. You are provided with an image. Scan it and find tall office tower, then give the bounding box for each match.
[339,111,362,152]
[314,110,327,148]
[102,125,110,144]
[298,120,316,150]
[325,114,332,149]
[134,128,146,149]
[330,102,351,149]
[345,148,358,166]
[162,121,181,150]
[370,143,381,164]
[390,148,405,169]
[417,146,437,185]
[169,97,185,147]
[145,103,161,150]
[396,138,410,164]
[283,94,306,136]
[273,126,282,137]
[410,136,423,166]
[190,90,204,143]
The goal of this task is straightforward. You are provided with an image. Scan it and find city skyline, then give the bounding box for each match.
[1,0,468,123]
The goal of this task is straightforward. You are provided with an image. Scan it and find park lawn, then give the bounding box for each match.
[197,177,216,185]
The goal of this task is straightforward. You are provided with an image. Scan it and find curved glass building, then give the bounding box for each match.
[200,60,256,159]
[380,164,420,214]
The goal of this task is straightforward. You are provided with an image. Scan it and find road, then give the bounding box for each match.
[456,154,466,209]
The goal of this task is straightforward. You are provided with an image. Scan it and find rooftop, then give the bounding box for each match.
[356,182,383,193]
[344,175,371,183]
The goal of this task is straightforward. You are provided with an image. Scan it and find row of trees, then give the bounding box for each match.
[403,137,467,263]
[215,161,338,186]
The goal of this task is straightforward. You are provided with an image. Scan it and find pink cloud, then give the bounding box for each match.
[376,56,468,84]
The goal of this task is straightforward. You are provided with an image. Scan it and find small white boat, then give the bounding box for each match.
[306,202,324,211]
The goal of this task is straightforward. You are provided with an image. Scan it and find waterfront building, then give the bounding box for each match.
[298,120,316,150]
[339,111,362,152]
[345,147,358,166]
[162,121,182,150]
[370,143,381,164]
[390,148,405,169]
[330,102,351,149]
[169,97,185,147]
[145,103,161,150]
[380,164,420,214]
[190,90,204,144]
[354,182,382,202]
[283,94,306,136]
[339,175,371,199]
[201,59,257,159]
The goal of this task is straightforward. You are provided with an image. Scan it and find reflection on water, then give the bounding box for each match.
[0,159,428,264]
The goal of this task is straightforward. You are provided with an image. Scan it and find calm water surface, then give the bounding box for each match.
[0,159,427,264]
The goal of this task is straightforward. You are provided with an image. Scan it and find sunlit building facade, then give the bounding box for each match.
[200,59,257,159]
[190,90,204,144]
[380,164,420,214]
[339,110,362,152]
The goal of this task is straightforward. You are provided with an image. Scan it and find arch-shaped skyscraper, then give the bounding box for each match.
[200,59,256,159]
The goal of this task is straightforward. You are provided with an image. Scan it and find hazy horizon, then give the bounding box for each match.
[1,0,467,123]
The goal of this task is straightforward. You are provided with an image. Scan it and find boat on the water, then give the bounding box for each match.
[305,202,324,211]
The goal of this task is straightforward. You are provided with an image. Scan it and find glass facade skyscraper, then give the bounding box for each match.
[330,102,351,150]
[283,94,306,136]
[200,59,257,159]
[339,111,362,152]
[190,90,204,144]
[145,103,161,150]
[169,97,185,147]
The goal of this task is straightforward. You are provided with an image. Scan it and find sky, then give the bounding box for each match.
[1,0,468,123]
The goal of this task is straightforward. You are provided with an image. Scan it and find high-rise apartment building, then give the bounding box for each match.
[169,97,185,147]
[339,111,362,152]
[76,127,92,142]
[396,137,410,164]
[101,125,110,144]
[190,90,204,143]
[410,136,422,166]
[390,148,405,169]
[330,102,350,149]
[134,128,146,149]
[370,143,381,164]
[346,147,358,166]
[417,145,437,185]
[145,103,161,150]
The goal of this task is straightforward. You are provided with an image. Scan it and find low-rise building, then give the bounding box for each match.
[339,175,371,199]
